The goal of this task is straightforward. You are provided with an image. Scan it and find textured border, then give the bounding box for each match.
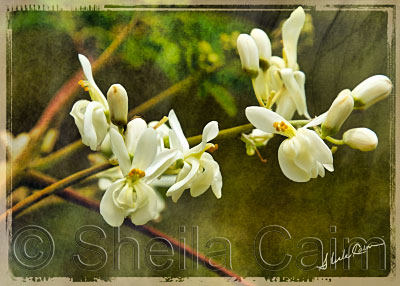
[0,1,398,285]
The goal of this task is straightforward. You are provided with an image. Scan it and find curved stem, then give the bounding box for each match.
[325,136,344,145]
[288,119,311,127]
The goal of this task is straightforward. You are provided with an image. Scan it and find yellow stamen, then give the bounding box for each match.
[152,116,169,130]
[207,144,218,153]
[128,168,145,178]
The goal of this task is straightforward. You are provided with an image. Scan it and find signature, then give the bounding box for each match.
[317,242,385,270]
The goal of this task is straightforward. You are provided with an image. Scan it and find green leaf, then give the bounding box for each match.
[204,81,237,117]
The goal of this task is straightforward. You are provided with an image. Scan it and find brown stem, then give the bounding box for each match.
[23,170,252,285]
[1,162,112,222]
[30,140,84,171]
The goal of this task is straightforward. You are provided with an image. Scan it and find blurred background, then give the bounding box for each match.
[7,5,393,280]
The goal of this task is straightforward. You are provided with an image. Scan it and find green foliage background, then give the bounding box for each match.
[7,7,393,280]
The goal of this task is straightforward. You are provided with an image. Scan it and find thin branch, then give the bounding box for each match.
[30,140,84,171]
[129,72,199,118]
[1,162,112,222]
[24,170,253,285]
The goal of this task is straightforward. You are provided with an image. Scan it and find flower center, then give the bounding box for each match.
[127,168,145,183]
[273,121,296,137]
[78,80,90,92]
[273,121,289,132]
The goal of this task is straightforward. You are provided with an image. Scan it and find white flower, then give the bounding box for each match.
[321,89,354,137]
[343,128,378,151]
[100,127,178,226]
[352,75,392,110]
[107,84,128,126]
[237,34,259,77]
[243,129,274,156]
[70,54,110,151]
[246,106,333,182]
[166,110,222,202]
[70,100,109,151]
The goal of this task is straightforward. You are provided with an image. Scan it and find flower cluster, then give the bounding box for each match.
[70,55,222,226]
[237,7,392,182]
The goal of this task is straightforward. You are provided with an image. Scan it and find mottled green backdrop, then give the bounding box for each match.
[7,5,394,280]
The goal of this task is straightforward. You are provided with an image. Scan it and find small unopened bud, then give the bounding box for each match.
[321,89,354,137]
[343,128,378,151]
[107,84,128,126]
[250,28,271,70]
[352,75,392,110]
[237,34,259,77]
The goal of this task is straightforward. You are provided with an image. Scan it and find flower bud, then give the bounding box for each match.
[250,28,271,70]
[237,34,259,77]
[107,84,128,126]
[343,128,378,151]
[321,89,354,137]
[351,75,392,110]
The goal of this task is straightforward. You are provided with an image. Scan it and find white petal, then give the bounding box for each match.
[145,149,180,183]
[278,139,310,182]
[167,163,191,202]
[83,102,100,150]
[92,108,109,144]
[191,121,219,153]
[110,128,131,176]
[267,65,283,92]
[98,178,112,190]
[299,128,333,165]
[281,68,308,118]
[211,170,222,199]
[126,118,147,154]
[132,128,158,171]
[70,100,90,137]
[169,129,184,151]
[250,28,271,61]
[166,158,200,202]
[292,133,315,176]
[269,56,286,69]
[317,162,326,177]
[100,179,127,227]
[168,109,189,152]
[150,175,177,188]
[130,181,159,225]
[304,112,328,128]
[245,106,294,136]
[189,161,215,198]
[282,7,305,69]
[323,163,334,172]
[115,183,137,212]
[294,71,310,119]
[78,54,108,108]
[275,91,296,120]
[237,33,259,75]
